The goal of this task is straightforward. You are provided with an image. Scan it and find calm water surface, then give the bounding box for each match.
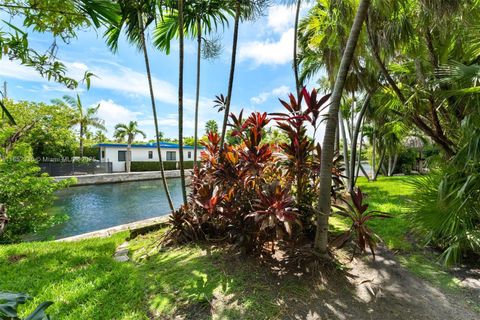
[45,179,184,239]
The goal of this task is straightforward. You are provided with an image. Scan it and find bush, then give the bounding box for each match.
[409,115,480,265]
[164,89,344,254]
[131,160,196,172]
[0,149,73,243]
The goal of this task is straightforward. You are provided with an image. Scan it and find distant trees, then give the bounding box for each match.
[205,120,218,134]
[52,94,106,157]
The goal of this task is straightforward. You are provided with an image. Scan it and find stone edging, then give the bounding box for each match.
[55,215,169,242]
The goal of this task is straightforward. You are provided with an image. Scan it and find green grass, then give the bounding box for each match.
[1,231,310,319]
[1,176,472,318]
[349,176,466,294]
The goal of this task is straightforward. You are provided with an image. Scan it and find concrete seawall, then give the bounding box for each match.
[54,169,193,186]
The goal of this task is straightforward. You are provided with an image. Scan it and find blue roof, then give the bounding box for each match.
[94,142,202,150]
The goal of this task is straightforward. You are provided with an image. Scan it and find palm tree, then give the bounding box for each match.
[219,0,269,149]
[205,119,218,134]
[94,130,107,143]
[114,121,146,173]
[177,0,187,205]
[103,0,175,212]
[314,0,371,254]
[53,94,106,157]
[153,1,230,167]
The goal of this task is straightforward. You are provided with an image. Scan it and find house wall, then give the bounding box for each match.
[100,146,200,172]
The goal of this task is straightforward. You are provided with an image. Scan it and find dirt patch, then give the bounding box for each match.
[177,245,479,320]
[7,254,27,264]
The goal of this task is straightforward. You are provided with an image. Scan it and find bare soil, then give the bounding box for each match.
[174,245,480,320]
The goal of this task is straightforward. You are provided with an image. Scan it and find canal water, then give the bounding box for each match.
[44,179,184,239]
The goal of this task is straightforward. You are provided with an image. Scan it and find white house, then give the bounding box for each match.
[96,142,202,172]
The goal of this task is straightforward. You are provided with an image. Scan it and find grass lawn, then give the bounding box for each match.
[1,175,476,318]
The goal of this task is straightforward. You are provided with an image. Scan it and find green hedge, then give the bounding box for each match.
[131,161,196,172]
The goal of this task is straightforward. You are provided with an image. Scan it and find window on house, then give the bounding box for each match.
[101,150,105,159]
[118,150,126,162]
[148,151,153,159]
[166,151,176,161]
[188,151,191,159]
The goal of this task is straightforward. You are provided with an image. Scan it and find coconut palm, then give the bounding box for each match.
[103,0,175,212]
[219,0,270,149]
[153,0,231,168]
[53,94,106,157]
[314,0,371,254]
[114,121,146,173]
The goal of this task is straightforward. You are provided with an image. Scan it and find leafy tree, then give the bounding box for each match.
[0,0,119,89]
[94,130,108,143]
[52,94,106,157]
[5,99,78,159]
[114,121,146,172]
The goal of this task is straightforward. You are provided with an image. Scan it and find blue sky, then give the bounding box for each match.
[0,3,319,140]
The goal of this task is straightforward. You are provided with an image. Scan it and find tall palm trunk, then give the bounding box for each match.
[138,13,174,212]
[339,111,351,188]
[314,0,371,254]
[193,17,201,167]
[371,132,376,180]
[220,0,241,149]
[293,0,302,97]
[79,125,84,157]
[126,143,132,173]
[178,0,187,206]
[349,93,370,193]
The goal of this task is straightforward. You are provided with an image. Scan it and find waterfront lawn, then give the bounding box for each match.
[1,176,474,318]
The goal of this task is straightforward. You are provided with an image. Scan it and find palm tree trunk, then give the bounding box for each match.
[79,125,84,157]
[339,111,351,189]
[138,13,174,212]
[349,93,370,193]
[178,0,187,206]
[193,17,201,167]
[220,0,241,149]
[126,143,131,173]
[374,150,385,180]
[314,0,371,254]
[371,133,376,180]
[293,0,302,97]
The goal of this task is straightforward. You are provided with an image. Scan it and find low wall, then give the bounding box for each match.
[54,169,193,186]
[56,215,169,242]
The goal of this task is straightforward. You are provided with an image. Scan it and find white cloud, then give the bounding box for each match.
[250,85,291,104]
[267,5,296,33]
[239,28,294,66]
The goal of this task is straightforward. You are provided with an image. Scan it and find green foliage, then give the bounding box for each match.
[409,115,480,265]
[0,292,53,320]
[205,119,218,134]
[3,99,77,159]
[131,161,177,172]
[333,187,391,258]
[0,0,119,88]
[0,146,73,243]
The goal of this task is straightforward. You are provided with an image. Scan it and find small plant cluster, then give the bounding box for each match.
[166,89,343,253]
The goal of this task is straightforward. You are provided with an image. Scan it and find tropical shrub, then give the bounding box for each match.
[165,89,350,255]
[131,161,177,171]
[0,292,52,320]
[0,145,73,243]
[332,187,391,258]
[409,115,480,264]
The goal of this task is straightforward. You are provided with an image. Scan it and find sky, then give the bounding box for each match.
[0,3,321,141]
